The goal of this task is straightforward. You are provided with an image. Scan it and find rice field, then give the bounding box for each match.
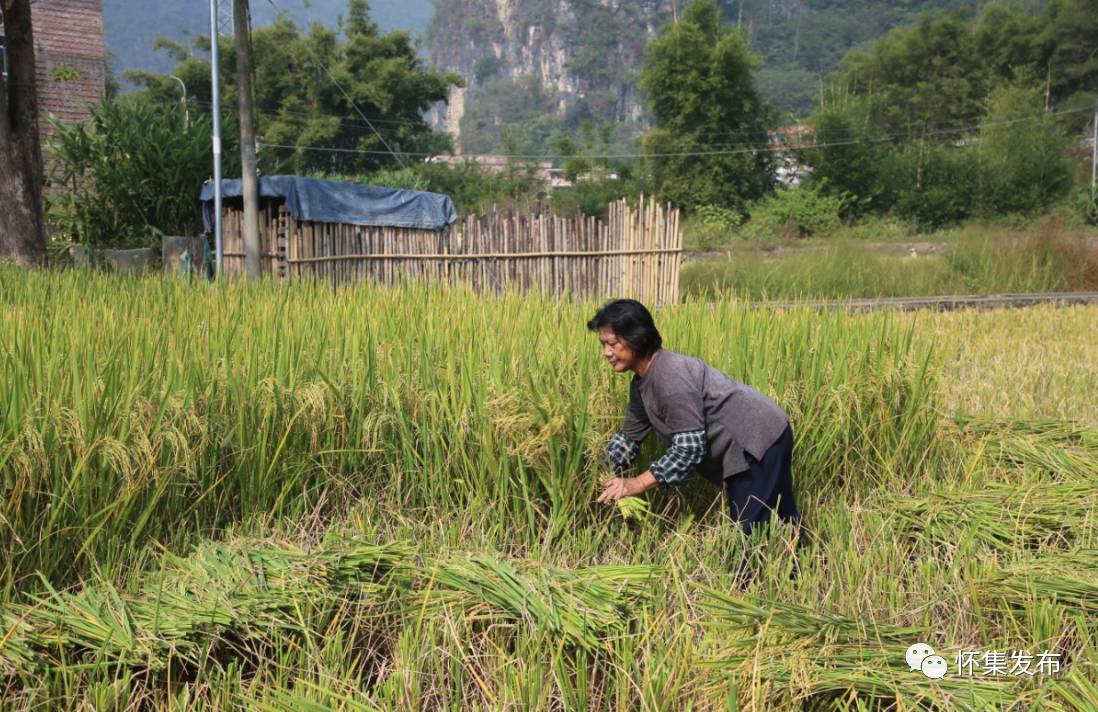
[1,267,1096,710]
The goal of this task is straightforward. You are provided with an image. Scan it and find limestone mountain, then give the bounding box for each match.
[426,0,982,153]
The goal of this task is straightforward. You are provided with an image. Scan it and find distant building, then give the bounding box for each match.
[767,123,814,187]
[0,0,106,153]
[427,154,618,191]
[428,154,555,182]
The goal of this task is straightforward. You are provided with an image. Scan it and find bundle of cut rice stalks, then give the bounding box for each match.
[1045,664,1098,711]
[0,610,37,677]
[5,538,413,675]
[956,417,1098,480]
[698,589,1020,709]
[978,550,1098,618]
[421,553,660,652]
[886,482,1098,552]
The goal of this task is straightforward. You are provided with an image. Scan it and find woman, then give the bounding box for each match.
[590,299,799,535]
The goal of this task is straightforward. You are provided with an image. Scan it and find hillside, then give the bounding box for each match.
[426,0,985,153]
[102,0,435,79]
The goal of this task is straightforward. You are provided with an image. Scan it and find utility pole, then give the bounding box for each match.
[209,0,224,275]
[233,0,261,279]
[1091,98,1097,201]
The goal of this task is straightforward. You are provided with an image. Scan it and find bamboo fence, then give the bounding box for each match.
[218,197,682,305]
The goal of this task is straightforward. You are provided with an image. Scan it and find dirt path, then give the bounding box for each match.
[684,240,950,262]
[748,291,1098,312]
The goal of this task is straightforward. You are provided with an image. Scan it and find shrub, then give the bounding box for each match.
[694,204,743,230]
[350,161,543,215]
[415,160,544,214]
[1073,187,1098,226]
[886,143,980,230]
[549,174,639,218]
[46,100,239,248]
[748,183,846,238]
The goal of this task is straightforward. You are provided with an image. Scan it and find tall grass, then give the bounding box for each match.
[681,220,1098,299]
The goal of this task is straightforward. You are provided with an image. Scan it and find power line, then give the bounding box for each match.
[187,97,428,129]
[257,105,1096,162]
[136,91,1091,157]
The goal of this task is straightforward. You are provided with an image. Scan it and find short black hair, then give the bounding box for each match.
[586,299,662,357]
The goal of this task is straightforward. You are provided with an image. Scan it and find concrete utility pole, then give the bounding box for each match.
[1091,98,1097,201]
[209,0,224,275]
[233,0,261,279]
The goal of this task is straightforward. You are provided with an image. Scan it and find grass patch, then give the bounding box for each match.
[682,216,1098,299]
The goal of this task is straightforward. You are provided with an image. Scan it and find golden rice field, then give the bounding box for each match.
[1,267,1096,710]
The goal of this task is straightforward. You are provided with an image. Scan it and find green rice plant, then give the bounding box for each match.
[1,266,1094,708]
[616,495,653,522]
[0,267,946,594]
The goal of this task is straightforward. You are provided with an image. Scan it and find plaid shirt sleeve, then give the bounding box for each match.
[601,430,640,474]
[649,430,707,486]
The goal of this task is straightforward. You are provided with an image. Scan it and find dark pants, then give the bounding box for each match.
[724,425,799,536]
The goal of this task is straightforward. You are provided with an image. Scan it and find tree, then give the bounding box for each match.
[804,98,892,216]
[835,12,988,139]
[233,0,261,279]
[829,1,1098,137]
[128,0,462,175]
[641,0,770,212]
[1035,0,1098,109]
[0,0,47,266]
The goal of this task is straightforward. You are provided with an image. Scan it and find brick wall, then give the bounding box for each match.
[31,0,106,144]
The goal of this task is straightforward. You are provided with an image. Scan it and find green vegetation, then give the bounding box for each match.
[0,269,1095,707]
[681,217,1098,299]
[725,0,977,116]
[45,101,240,248]
[832,0,1098,134]
[642,1,770,212]
[356,160,546,214]
[792,1,1094,228]
[805,88,1073,228]
[128,0,462,175]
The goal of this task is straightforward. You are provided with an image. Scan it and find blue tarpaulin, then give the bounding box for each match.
[200,175,458,232]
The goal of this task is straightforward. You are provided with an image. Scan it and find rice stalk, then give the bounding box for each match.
[978,550,1098,617]
[421,553,660,652]
[885,482,1098,552]
[698,588,1020,708]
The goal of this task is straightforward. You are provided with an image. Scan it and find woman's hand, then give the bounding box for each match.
[598,471,658,504]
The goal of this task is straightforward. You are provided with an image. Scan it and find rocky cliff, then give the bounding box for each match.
[426,0,671,152]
